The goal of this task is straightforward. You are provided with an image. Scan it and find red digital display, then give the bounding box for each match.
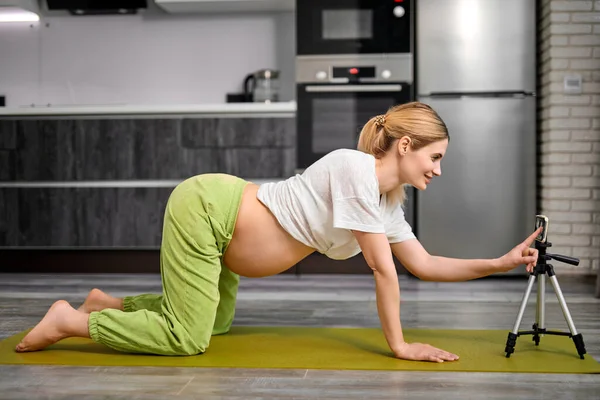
[333,66,375,79]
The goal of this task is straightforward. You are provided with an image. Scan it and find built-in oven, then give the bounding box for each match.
[296,0,412,56]
[296,55,413,169]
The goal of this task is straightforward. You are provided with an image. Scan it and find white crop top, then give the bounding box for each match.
[256,148,416,260]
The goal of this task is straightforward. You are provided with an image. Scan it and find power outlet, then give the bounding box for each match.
[564,75,582,95]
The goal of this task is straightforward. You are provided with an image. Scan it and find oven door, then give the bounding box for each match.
[296,82,412,169]
[296,0,412,56]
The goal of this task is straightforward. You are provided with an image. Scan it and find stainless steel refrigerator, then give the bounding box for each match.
[416,0,537,274]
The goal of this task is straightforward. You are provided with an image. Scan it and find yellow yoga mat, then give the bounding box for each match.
[1,326,599,374]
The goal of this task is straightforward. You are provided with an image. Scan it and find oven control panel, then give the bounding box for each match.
[297,54,412,84]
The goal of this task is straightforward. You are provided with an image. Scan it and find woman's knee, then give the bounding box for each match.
[158,312,213,356]
[177,332,210,356]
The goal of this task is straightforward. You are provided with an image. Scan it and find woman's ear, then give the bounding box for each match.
[397,136,411,156]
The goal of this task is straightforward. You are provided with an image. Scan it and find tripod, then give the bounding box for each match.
[504,237,587,359]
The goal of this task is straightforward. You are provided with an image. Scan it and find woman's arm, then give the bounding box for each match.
[391,239,499,281]
[390,227,543,282]
[353,230,459,362]
[352,230,404,351]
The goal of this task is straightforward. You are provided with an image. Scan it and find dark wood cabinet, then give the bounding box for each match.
[0,187,171,247]
[4,118,295,181]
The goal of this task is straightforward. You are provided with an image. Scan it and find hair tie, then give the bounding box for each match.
[374,115,386,128]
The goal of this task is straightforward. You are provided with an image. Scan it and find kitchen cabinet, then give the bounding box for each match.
[7,118,294,181]
[0,187,170,248]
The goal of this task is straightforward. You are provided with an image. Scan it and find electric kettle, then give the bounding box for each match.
[244,69,280,103]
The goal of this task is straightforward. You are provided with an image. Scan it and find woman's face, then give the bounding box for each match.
[400,138,448,191]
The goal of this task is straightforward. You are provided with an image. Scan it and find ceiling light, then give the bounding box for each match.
[0,0,40,23]
[0,6,39,22]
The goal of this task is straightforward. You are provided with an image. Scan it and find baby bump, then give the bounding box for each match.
[223,183,315,277]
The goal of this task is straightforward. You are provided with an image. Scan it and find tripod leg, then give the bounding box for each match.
[506,274,537,357]
[534,274,546,345]
[548,274,587,359]
[512,274,537,334]
[539,274,546,333]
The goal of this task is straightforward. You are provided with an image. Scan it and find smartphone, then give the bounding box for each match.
[535,215,549,243]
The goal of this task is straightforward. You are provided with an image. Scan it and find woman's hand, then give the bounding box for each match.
[394,342,459,363]
[498,227,543,273]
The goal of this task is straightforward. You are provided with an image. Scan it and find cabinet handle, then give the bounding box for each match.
[0,180,183,188]
[0,178,283,188]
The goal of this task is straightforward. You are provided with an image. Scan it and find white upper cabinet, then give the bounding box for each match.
[154,0,295,13]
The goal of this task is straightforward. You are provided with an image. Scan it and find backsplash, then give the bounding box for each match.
[0,12,295,108]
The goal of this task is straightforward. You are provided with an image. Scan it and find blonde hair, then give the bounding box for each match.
[357,101,449,204]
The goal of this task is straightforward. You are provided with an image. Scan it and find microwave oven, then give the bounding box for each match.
[296,0,413,56]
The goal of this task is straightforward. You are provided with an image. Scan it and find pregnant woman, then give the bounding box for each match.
[16,101,541,363]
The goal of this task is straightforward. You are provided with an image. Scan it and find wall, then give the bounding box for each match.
[0,9,295,107]
[539,0,600,274]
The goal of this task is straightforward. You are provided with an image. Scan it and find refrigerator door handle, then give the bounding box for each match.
[424,91,535,98]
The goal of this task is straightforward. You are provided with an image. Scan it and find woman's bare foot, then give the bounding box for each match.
[15,300,90,353]
[77,288,124,313]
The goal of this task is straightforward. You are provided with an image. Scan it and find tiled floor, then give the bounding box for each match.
[0,273,599,399]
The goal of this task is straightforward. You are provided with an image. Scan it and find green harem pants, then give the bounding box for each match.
[88,173,249,355]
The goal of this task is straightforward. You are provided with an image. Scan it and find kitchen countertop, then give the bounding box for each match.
[0,102,297,118]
